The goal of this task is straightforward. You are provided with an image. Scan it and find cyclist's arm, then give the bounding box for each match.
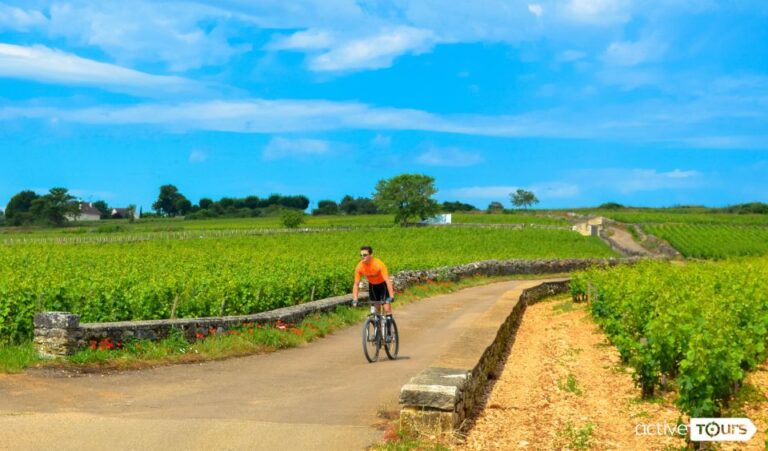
[352,268,361,303]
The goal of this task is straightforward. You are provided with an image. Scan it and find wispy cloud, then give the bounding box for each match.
[0,43,206,97]
[445,182,580,200]
[371,134,391,147]
[528,4,544,17]
[0,4,47,31]
[308,27,436,72]
[46,1,251,72]
[562,0,632,25]
[189,149,208,163]
[263,137,332,160]
[571,168,704,193]
[416,145,483,166]
[602,35,666,66]
[1,85,766,149]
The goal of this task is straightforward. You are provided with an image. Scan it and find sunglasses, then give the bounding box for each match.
[360,253,370,258]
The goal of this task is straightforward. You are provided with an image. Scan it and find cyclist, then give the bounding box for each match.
[352,246,395,317]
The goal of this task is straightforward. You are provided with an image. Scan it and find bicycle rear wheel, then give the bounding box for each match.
[384,316,399,360]
[362,317,380,363]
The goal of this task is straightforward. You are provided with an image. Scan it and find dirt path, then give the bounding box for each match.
[0,280,549,451]
[458,298,767,450]
[605,226,654,256]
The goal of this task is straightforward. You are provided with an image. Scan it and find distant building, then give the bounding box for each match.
[420,213,452,225]
[66,202,102,222]
[110,208,138,219]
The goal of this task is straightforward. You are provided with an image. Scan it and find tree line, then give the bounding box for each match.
[0,175,542,228]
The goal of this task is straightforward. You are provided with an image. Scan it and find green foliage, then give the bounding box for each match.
[280,210,306,228]
[29,188,80,226]
[644,224,768,258]
[374,174,440,226]
[92,200,110,219]
[572,258,768,416]
[487,201,504,213]
[558,422,594,449]
[0,227,614,343]
[5,190,39,226]
[152,184,190,217]
[312,200,339,216]
[441,201,477,212]
[598,202,625,210]
[510,189,539,209]
[340,195,378,215]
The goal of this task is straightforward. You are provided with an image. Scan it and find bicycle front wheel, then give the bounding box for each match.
[384,317,399,360]
[362,317,380,363]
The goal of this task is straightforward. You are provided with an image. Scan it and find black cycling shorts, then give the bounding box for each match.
[368,282,391,303]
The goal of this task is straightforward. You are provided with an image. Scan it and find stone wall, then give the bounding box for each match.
[399,280,571,436]
[33,258,638,358]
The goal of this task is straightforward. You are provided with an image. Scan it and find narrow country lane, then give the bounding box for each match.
[0,279,552,451]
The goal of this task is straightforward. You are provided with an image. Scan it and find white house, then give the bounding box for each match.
[68,202,102,222]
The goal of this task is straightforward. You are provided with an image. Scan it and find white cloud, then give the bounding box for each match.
[445,182,579,201]
[267,29,335,51]
[46,1,251,72]
[0,4,47,31]
[417,146,483,166]
[189,149,208,163]
[2,85,765,149]
[371,134,391,147]
[0,43,206,97]
[308,27,435,72]
[562,0,631,25]
[602,36,666,66]
[558,50,587,62]
[572,168,704,193]
[528,4,544,17]
[528,182,581,199]
[263,137,332,160]
[445,186,518,199]
[69,188,116,200]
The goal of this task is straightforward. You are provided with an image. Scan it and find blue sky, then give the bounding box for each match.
[1,0,767,211]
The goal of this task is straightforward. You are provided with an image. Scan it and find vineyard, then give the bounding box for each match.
[643,224,768,258]
[0,227,613,343]
[0,213,569,239]
[571,258,768,417]
[589,209,768,226]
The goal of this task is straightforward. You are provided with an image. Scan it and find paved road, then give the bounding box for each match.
[0,280,546,451]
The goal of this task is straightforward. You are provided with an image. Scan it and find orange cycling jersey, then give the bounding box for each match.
[355,257,389,285]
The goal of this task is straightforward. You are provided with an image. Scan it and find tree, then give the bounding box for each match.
[198,198,213,210]
[373,173,439,227]
[29,188,79,226]
[487,201,504,213]
[92,200,111,219]
[340,195,379,215]
[442,201,477,212]
[510,189,539,209]
[281,209,305,228]
[126,204,137,223]
[5,190,39,226]
[312,200,339,216]
[152,185,189,217]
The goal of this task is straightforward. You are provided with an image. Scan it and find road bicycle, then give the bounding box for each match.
[357,301,399,362]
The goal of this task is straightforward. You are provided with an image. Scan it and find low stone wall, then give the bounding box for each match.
[399,280,571,436]
[33,258,638,358]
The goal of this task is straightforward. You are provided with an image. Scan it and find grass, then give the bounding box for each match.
[558,373,583,395]
[0,342,39,373]
[558,421,595,449]
[0,273,566,373]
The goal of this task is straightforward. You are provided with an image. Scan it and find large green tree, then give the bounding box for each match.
[373,173,439,226]
[29,188,80,226]
[5,190,39,226]
[152,184,190,217]
[510,189,539,209]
